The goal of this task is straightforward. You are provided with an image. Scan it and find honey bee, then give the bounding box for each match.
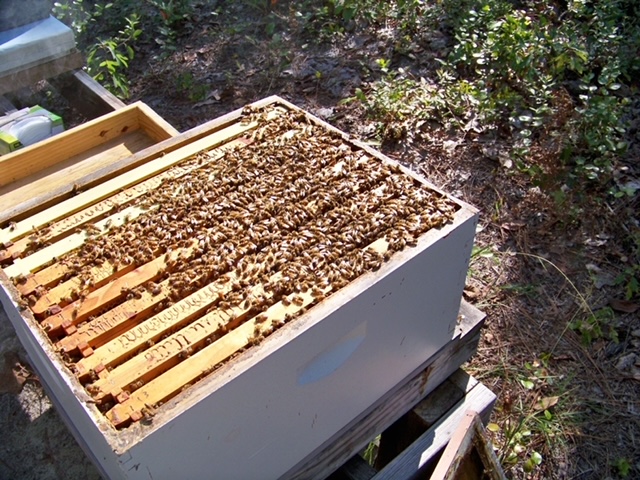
[86,384,100,395]
[16,298,28,311]
[178,347,193,360]
[120,285,134,298]
[149,283,162,296]
[46,305,62,316]
[140,405,156,425]
[85,224,101,235]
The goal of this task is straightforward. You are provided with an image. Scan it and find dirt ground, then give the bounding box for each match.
[1,1,639,479]
[0,306,100,479]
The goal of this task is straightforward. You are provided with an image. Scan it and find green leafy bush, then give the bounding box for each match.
[53,1,141,98]
[356,0,639,188]
[147,0,195,54]
[86,14,142,99]
[53,0,196,97]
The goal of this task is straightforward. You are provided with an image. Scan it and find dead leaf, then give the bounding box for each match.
[194,99,218,108]
[500,222,526,231]
[609,299,639,313]
[463,285,480,299]
[534,396,559,411]
[442,140,459,154]
[193,89,222,108]
[499,156,513,169]
[594,273,617,289]
[616,353,637,372]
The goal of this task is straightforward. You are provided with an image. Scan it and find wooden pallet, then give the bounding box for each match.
[1,96,475,432]
[429,409,505,480]
[335,372,498,480]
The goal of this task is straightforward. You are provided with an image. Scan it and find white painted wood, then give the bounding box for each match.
[102,208,477,480]
[0,17,75,75]
[283,305,485,480]
[0,96,479,480]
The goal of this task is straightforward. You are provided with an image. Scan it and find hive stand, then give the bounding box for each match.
[429,409,505,480]
[48,70,127,119]
[0,48,83,97]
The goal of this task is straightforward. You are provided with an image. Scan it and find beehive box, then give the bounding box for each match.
[0,97,478,480]
[0,101,178,224]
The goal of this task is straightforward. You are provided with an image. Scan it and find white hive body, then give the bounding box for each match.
[0,98,478,479]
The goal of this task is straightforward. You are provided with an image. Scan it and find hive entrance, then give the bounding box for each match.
[2,106,458,429]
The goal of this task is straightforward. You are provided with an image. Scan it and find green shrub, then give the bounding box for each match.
[53,0,197,97]
[53,1,142,98]
[357,0,639,188]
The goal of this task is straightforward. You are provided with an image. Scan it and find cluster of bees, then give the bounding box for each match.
[14,106,458,422]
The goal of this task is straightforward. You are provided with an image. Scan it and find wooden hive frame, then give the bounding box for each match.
[0,96,479,479]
